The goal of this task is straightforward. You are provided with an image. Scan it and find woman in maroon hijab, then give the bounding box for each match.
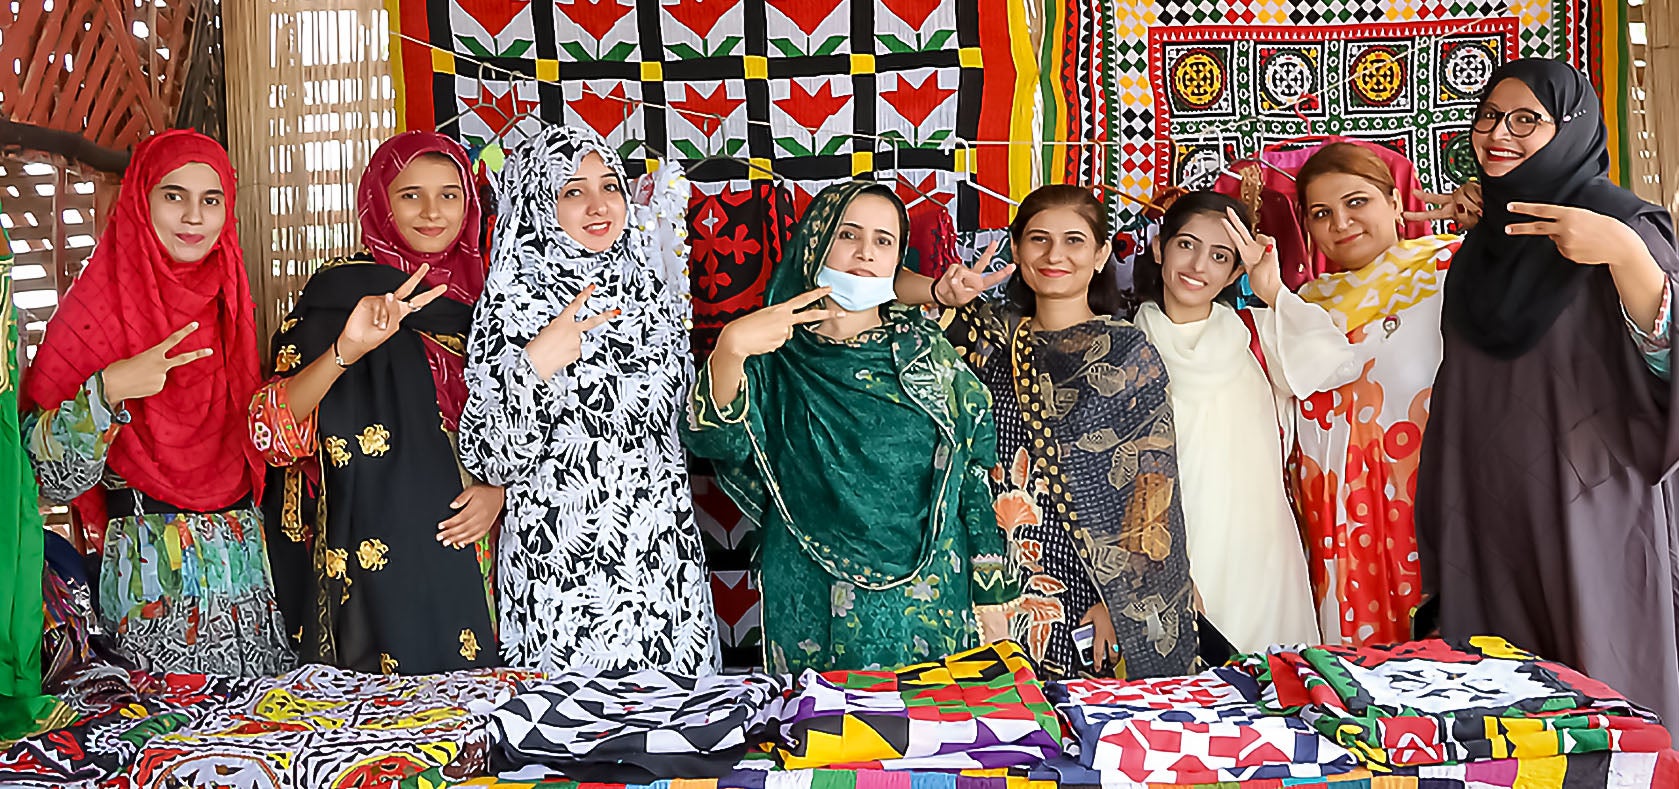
[249,131,503,674]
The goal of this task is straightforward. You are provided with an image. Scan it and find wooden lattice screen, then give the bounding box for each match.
[223,0,396,350]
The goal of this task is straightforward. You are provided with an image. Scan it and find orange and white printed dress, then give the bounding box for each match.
[1292,234,1459,646]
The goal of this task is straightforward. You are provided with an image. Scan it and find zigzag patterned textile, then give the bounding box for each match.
[774,641,1063,771]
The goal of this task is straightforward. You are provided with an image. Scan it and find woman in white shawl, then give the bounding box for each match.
[460,125,718,675]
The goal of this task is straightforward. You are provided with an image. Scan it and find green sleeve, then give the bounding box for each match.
[680,359,755,463]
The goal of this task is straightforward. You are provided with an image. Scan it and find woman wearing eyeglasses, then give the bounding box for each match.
[1414,58,1679,728]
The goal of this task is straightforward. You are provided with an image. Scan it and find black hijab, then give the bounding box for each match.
[1443,58,1672,359]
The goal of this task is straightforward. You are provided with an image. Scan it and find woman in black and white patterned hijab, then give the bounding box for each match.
[460,125,719,675]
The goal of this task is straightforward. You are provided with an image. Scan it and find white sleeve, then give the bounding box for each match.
[1251,288,1363,398]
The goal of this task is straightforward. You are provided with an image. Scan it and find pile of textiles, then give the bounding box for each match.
[457,751,1679,789]
[489,670,791,781]
[1046,666,1359,784]
[0,663,246,787]
[0,661,539,788]
[775,641,1063,771]
[1235,637,1672,770]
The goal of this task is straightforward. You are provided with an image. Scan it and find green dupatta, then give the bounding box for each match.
[0,208,60,741]
[687,181,1005,594]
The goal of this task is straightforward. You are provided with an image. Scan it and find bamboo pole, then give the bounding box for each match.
[1645,0,1679,218]
[220,0,396,353]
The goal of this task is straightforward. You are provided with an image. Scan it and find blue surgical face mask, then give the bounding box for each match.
[815,266,897,312]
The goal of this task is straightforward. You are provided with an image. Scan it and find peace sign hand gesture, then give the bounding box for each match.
[716,287,844,359]
[1404,182,1484,228]
[1221,208,1283,304]
[933,240,1016,308]
[1505,202,1646,267]
[337,264,450,365]
[525,285,621,380]
[102,322,215,405]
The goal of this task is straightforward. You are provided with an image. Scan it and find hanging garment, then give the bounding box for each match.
[906,202,961,280]
[1211,137,1433,291]
[687,183,797,357]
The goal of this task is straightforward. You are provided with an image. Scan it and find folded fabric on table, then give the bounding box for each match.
[1032,749,1679,789]
[1051,666,1357,784]
[490,670,790,782]
[117,664,538,789]
[0,663,250,788]
[776,641,1062,771]
[1237,636,1671,771]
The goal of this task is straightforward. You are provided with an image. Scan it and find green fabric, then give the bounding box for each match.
[0,219,56,740]
[683,181,1017,673]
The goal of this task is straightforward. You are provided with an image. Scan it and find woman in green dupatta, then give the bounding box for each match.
[684,182,1019,674]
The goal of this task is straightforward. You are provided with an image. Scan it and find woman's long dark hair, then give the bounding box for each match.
[1131,190,1254,307]
[1003,185,1126,317]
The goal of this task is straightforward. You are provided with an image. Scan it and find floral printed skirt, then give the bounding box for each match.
[98,506,295,677]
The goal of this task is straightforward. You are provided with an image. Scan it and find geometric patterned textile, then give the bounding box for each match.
[1237,637,1673,772]
[694,473,764,669]
[488,670,790,782]
[1034,749,1679,789]
[775,641,1063,771]
[1052,0,1620,234]
[1053,668,1359,784]
[386,0,1037,230]
[448,750,1679,789]
[0,667,248,788]
[1152,20,1517,193]
[117,665,540,789]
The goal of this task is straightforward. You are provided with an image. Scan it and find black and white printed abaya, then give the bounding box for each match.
[460,126,719,675]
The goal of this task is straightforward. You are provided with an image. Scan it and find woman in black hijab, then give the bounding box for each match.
[1416,58,1679,728]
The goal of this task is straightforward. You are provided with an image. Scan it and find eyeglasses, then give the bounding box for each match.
[1471,107,1555,138]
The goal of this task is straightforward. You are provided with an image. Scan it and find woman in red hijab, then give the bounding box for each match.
[248,131,503,674]
[22,129,293,677]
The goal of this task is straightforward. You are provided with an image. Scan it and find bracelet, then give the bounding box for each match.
[930,282,951,309]
[333,340,351,369]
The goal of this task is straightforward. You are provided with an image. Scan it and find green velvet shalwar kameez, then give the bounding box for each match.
[684,182,1018,675]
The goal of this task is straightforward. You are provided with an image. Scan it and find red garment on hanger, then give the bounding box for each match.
[1212,137,1432,291]
[907,202,960,280]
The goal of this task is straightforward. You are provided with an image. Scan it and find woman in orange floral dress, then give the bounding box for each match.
[1290,143,1465,646]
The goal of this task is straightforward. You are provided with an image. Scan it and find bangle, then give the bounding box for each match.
[333,340,351,369]
[930,282,951,309]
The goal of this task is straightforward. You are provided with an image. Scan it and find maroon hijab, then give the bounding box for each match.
[356,132,486,427]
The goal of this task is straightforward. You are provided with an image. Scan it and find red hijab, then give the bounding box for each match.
[356,131,486,428]
[23,129,264,523]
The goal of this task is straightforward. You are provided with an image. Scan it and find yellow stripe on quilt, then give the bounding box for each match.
[1513,753,1570,789]
[1601,0,1625,183]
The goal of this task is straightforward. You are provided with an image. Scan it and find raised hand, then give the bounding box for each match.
[101,322,215,404]
[524,285,620,380]
[337,264,449,365]
[1221,208,1282,304]
[1404,182,1483,228]
[934,240,1016,307]
[1505,202,1645,266]
[715,287,844,359]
